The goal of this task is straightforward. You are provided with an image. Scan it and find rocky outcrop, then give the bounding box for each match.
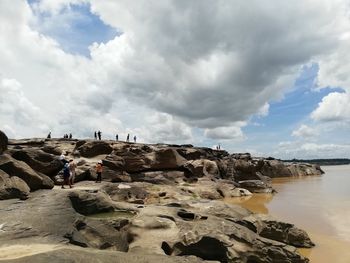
[68,190,117,215]
[0,138,322,262]
[76,141,113,157]
[0,154,54,191]
[0,170,30,200]
[183,159,219,178]
[122,148,187,173]
[238,214,314,248]
[258,159,323,178]
[0,130,8,154]
[66,218,130,251]
[11,149,63,176]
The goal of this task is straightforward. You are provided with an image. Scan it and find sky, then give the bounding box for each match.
[1,0,350,159]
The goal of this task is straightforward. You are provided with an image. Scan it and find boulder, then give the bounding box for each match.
[0,170,30,200]
[11,149,63,176]
[240,214,315,248]
[123,148,187,173]
[259,160,292,178]
[101,154,130,182]
[0,154,54,191]
[41,145,62,155]
[77,141,113,158]
[183,159,219,178]
[130,171,185,185]
[0,130,8,154]
[68,190,117,215]
[238,180,273,193]
[66,219,130,251]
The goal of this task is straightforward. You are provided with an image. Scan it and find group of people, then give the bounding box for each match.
[94,131,102,140]
[63,133,72,139]
[121,133,137,143]
[94,131,137,143]
[46,132,73,139]
[59,154,103,188]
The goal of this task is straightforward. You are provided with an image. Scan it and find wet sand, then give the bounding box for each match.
[225,165,350,263]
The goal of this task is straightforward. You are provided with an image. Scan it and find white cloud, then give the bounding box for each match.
[311,92,350,122]
[275,141,350,159]
[1,0,350,146]
[204,122,246,140]
[0,78,49,138]
[292,124,318,138]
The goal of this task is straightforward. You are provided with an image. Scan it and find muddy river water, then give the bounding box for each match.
[226,165,350,263]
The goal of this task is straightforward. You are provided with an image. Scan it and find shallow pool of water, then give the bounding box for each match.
[225,165,350,263]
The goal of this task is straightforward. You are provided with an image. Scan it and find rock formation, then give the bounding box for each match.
[0,134,322,262]
[0,130,8,154]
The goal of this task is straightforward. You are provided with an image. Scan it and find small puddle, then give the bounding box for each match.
[87,210,136,219]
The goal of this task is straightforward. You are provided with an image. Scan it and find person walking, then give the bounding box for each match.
[47,132,51,139]
[95,160,103,183]
[97,131,102,140]
[69,159,77,185]
[62,162,72,189]
[126,134,130,142]
[116,134,118,141]
[133,135,137,143]
[94,131,97,140]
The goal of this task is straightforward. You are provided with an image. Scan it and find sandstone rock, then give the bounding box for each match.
[0,130,8,155]
[41,145,62,155]
[0,154,53,191]
[68,190,117,215]
[103,184,149,203]
[5,247,210,263]
[11,149,63,176]
[123,148,187,173]
[77,141,113,158]
[66,219,130,251]
[184,159,219,178]
[0,170,30,200]
[130,171,185,185]
[238,180,273,193]
[240,214,315,248]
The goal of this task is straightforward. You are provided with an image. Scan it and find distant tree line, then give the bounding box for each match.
[283,158,350,166]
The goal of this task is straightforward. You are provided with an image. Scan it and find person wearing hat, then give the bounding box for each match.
[95,160,103,183]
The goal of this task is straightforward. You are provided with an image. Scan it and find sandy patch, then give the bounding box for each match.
[0,244,61,260]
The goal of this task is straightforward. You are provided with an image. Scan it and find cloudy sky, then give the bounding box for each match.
[1,0,350,159]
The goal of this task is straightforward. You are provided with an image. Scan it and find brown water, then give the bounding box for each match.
[226,165,350,263]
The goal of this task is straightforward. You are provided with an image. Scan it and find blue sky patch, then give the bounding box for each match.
[28,1,119,57]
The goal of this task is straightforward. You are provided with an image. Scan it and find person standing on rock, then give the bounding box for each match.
[94,131,97,140]
[69,133,72,139]
[133,136,137,143]
[95,160,103,183]
[126,134,130,142]
[69,159,77,185]
[47,132,51,139]
[62,162,72,189]
[59,153,68,164]
[116,134,118,141]
[97,131,102,140]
